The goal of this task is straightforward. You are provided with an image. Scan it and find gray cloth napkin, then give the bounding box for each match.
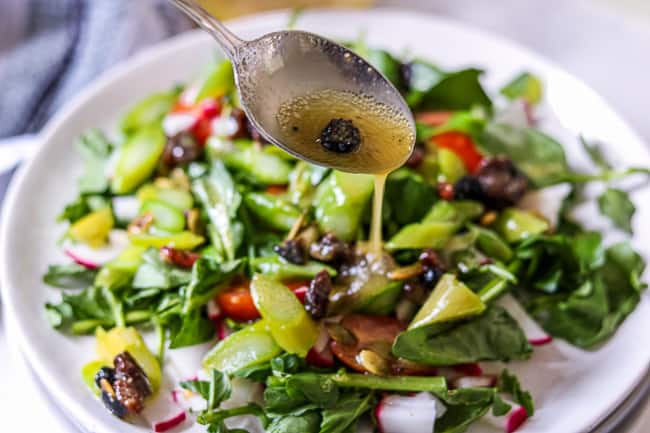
[0,0,192,139]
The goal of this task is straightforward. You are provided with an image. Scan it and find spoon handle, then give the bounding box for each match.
[170,0,245,60]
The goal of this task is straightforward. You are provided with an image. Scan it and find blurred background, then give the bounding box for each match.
[0,0,648,431]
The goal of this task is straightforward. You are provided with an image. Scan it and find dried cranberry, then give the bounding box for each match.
[437,182,455,201]
[160,131,203,171]
[453,176,484,201]
[305,270,332,320]
[309,233,352,264]
[274,239,308,265]
[476,157,528,209]
[160,246,200,269]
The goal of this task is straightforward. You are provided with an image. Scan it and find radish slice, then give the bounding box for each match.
[452,375,497,389]
[112,195,140,222]
[375,392,445,433]
[529,336,553,346]
[306,345,334,368]
[207,299,222,321]
[64,229,129,268]
[293,286,307,304]
[498,295,552,345]
[216,319,231,341]
[163,113,198,137]
[482,401,529,433]
[141,392,187,432]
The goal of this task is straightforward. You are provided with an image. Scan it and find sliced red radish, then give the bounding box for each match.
[452,375,497,389]
[207,299,222,321]
[498,295,552,346]
[375,392,445,433]
[112,195,140,222]
[64,229,129,268]
[307,325,335,367]
[482,401,528,433]
[216,319,231,341]
[529,336,553,346]
[141,392,187,433]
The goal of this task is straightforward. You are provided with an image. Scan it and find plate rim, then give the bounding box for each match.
[1,7,648,433]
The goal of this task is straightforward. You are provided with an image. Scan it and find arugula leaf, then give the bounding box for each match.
[181,379,211,401]
[43,263,97,288]
[407,61,492,111]
[500,72,543,105]
[76,129,113,194]
[319,392,376,433]
[498,370,534,415]
[393,305,532,365]
[192,160,243,261]
[44,286,123,331]
[598,188,635,234]
[479,123,569,187]
[132,248,192,289]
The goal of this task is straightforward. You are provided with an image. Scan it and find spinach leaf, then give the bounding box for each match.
[182,258,243,314]
[435,387,495,433]
[180,379,211,401]
[132,248,192,289]
[192,160,243,261]
[319,392,376,433]
[393,305,532,365]
[168,308,215,348]
[479,123,569,187]
[598,188,635,234]
[43,263,97,288]
[581,136,612,170]
[407,61,492,111]
[76,129,113,194]
[382,168,438,236]
[500,72,543,105]
[498,370,534,415]
[267,411,321,433]
[518,241,646,348]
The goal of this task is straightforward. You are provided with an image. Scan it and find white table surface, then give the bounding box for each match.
[1,1,650,431]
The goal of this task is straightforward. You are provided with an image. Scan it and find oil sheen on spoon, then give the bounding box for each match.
[277,89,415,253]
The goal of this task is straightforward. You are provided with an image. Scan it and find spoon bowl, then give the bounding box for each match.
[171,0,416,173]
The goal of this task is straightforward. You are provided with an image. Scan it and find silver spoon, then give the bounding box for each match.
[171,0,415,173]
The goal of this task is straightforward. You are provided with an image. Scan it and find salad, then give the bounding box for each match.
[43,35,648,433]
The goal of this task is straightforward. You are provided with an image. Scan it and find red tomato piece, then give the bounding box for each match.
[432,131,483,174]
[216,281,260,322]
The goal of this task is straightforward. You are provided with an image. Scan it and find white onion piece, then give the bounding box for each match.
[163,113,198,137]
[64,229,129,268]
[211,116,240,137]
[112,195,140,222]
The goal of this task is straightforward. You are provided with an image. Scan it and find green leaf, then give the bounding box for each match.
[319,392,376,433]
[76,129,113,194]
[169,308,215,348]
[435,388,495,433]
[267,411,321,433]
[180,379,211,401]
[498,369,534,416]
[500,72,543,105]
[43,263,98,289]
[192,160,243,261]
[393,305,532,365]
[407,62,492,111]
[492,394,512,416]
[580,136,612,170]
[479,123,569,187]
[382,168,438,236]
[598,188,635,234]
[132,248,192,289]
[182,258,243,314]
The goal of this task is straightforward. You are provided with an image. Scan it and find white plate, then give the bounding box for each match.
[1,8,649,433]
